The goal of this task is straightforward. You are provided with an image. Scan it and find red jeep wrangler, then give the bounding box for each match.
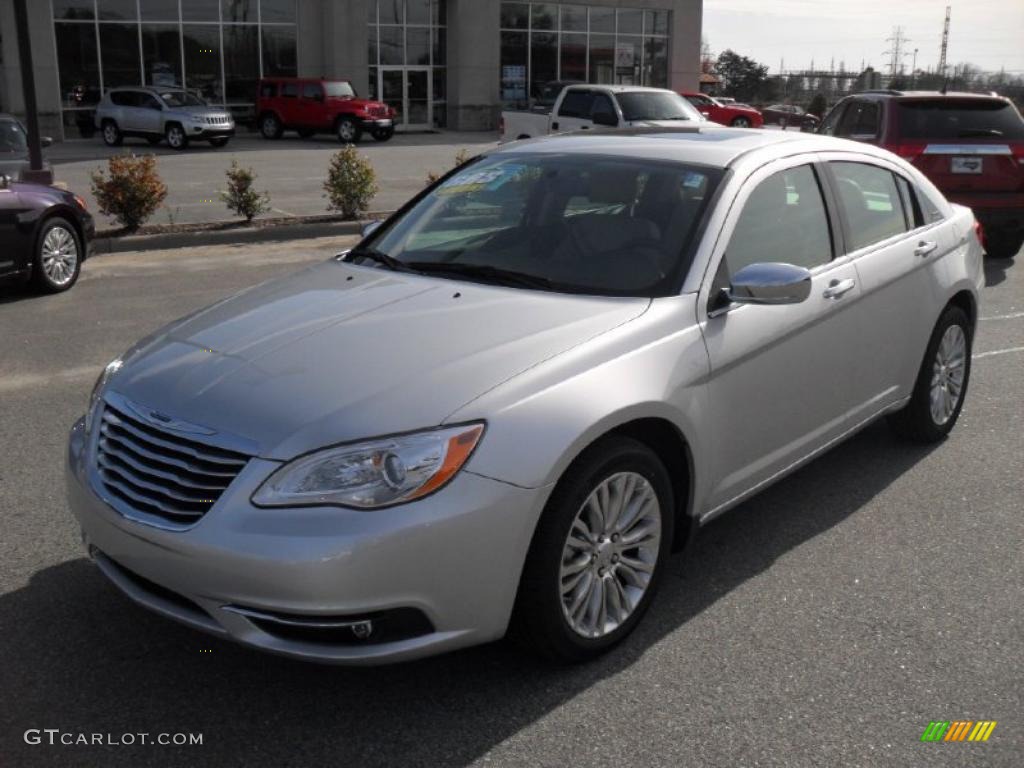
[256,78,395,143]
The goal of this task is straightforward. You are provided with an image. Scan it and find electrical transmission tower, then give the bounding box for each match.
[883,26,911,77]
[938,6,951,76]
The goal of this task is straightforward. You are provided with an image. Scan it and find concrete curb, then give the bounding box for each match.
[90,217,385,255]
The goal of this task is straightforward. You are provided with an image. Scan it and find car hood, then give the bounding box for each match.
[109,261,650,460]
[334,97,389,110]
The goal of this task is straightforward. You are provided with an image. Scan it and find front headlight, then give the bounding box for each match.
[252,423,485,509]
[84,358,122,433]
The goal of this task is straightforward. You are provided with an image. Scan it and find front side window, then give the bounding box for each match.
[158,90,205,107]
[324,81,356,99]
[830,162,908,251]
[558,90,594,118]
[726,165,832,275]
[837,101,880,139]
[362,154,723,297]
[819,100,847,135]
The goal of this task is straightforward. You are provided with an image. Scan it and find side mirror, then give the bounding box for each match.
[592,111,619,127]
[40,136,53,148]
[727,262,812,305]
[361,220,382,238]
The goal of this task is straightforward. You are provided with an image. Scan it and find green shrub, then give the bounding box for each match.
[323,146,378,219]
[221,160,271,222]
[89,154,167,230]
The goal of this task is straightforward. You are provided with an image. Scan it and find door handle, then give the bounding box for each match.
[823,277,856,299]
[914,240,938,257]
[580,125,590,130]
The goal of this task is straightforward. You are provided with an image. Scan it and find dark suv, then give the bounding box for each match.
[256,78,395,143]
[819,90,1024,258]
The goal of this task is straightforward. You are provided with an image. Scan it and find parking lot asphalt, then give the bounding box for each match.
[50,132,500,230]
[0,239,1021,767]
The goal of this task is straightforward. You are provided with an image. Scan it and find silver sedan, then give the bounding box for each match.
[66,127,983,664]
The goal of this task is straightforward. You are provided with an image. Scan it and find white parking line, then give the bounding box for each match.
[980,311,1024,321]
[973,346,1024,360]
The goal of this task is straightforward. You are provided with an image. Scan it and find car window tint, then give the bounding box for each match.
[590,93,616,120]
[831,162,908,250]
[302,83,322,99]
[110,91,136,107]
[896,99,1024,140]
[558,90,594,118]
[138,94,161,110]
[282,82,298,98]
[894,175,924,228]
[0,119,27,152]
[726,165,832,275]
[819,101,847,136]
[837,101,879,138]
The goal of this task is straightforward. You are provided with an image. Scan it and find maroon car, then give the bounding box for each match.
[256,78,395,143]
[761,104,820,131]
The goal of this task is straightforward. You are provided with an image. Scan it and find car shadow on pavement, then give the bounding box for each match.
[0,421,937,768]
[983,255,1015,287]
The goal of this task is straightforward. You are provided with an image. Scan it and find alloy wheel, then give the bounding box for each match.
[41,225,78,287]
[338,121,356,142]
[167,126,184,148]
[103,123,119,144]
[559,471,661,638]
[929,324,967,425]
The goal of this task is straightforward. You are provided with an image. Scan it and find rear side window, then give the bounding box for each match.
[897,99,1024,140]
[837,101,880,139]
[302,83,322,99]
[830,162,908,250]
[726,165,833,274]
[110,91,137,107]
[282,82,298,98]
[558,90,594,118]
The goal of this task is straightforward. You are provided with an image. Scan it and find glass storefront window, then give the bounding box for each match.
[99,23,141,89]
[432,27,446,67]
[499,3,672,106]
[261,25,297,76]
[55,23,101,106]
[142,25,182,87]
[407,0,430,26]
[379,0,403,26]
[98,0,137,21]
[379,26,404,65]
[223,25,259,102]
[140,0,179,22]
[182,25,223,102]
[181,0,219,21]
[222,0,257,23]
[261,0,297,23]
[53,0,94,21]
[407,27,430,66]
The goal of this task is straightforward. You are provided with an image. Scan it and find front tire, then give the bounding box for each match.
[101,120,122,147]
[32,217,82,293]
[730,116,752,128]
[888,305,972,443]
[371,127,394,142]
[209,137,230,148]
[510,436,674,662]
[336,117,361,144]
[165,123,188,150]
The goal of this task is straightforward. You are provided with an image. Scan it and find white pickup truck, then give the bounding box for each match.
[499,85,704,142]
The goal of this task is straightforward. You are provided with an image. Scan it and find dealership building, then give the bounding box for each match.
[0,0,702,139]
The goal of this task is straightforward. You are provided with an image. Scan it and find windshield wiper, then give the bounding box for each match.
[344,247,413,272]
[958,128,1003,138]
[408,261,558,290]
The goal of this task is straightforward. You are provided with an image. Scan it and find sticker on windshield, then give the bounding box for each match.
[437,164,527,196]
[682,171,705,189]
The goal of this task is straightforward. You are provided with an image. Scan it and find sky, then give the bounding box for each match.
[702,0,1024,75]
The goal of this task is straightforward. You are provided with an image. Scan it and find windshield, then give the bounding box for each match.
[325,81,356,98]
[159,90,207,107]
[897,99,1024,140]
[0,119,28,153]
[360,153,723,297]
[617,92,701,122]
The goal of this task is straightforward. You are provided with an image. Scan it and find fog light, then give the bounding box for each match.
[351,620,373,640]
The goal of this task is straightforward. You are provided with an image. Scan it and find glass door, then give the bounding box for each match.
[378,67,432,131]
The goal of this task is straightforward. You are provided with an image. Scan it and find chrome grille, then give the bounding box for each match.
[96,402,249,526]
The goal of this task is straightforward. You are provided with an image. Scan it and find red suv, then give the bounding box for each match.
[256,78,395,144]
[820,90,1024,258]
[681,92,763,128]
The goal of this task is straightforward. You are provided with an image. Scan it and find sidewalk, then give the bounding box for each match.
[52,131,500,231]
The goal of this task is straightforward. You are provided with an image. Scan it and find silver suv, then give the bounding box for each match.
[94,87,235,150]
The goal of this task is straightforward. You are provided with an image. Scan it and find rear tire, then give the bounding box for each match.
[509,436,674,663]
[259,113,283,140]
[887,305,972,443]
[730,116,752,128]
[985,231,1023,259]
[336,117,361,144]
[101,120,122,147]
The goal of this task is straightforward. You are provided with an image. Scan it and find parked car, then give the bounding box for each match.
[500,84,703,141]
[761,104,820,131]
[0,114,53,180]
[94,87,235,150]
[532,80,585,110]
[256,78,395,143]
[680,91,763,128]
[67,127,983,664]
[819,90,1024,258]
[0,175,94,292]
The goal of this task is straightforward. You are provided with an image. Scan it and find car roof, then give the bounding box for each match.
[490,126,866,168]
[851,90,1011,102]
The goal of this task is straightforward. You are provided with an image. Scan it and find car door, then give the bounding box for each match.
[278,81,300,126]
[698,158,863,513]
[300,82,326,128]
[820,156,953,417]
[113,91,142,131]
[685,93,716,122]
[135,93,164,135]
[0,181,23,276]
[550,89,595,133]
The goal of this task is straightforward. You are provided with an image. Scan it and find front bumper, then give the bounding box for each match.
[359,118,393,131]
[66,417,548,664]
[186,124,236,139]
